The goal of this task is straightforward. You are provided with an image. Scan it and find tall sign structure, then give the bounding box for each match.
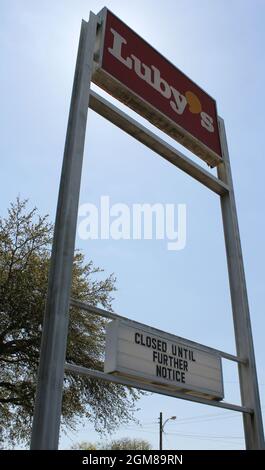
[30,8,264,450]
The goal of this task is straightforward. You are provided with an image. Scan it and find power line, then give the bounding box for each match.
[120,411,241,430]
[107,427,244,447]
[167,414,241,426]
[166,434,243,447]
[165,431,244,440]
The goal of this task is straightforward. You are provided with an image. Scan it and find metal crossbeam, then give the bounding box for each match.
[65,362,253,414]
[89,90,229,196]
[70,298,246,365]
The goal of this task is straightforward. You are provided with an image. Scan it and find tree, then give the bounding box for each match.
[0,198,141,446]
[72,438,152,450]
[107,438,152,450]
[72,441,97,450]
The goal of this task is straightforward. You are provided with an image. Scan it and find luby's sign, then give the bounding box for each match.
[93,8,222,167]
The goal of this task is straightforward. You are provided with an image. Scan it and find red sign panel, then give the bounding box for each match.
[93,8,222,167]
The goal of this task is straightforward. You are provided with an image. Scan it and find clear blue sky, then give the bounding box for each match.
[1,0,265,449]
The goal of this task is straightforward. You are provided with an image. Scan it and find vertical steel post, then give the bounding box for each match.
[217,117,264,449]
[30,13,98,450]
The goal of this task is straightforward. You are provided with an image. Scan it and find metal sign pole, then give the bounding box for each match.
[30,13,98,450]
[218,117,264,449]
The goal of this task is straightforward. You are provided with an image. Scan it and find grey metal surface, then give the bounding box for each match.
[30,14,98,450]
[70,298,246,364]
[65,363,253,414]
[88,90,229,196]
[217,117,265,449]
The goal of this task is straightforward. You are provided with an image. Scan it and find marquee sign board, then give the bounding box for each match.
[93,8,222,167]
[104,319,224,401]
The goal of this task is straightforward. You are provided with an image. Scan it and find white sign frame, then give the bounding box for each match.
[105,319,224,401]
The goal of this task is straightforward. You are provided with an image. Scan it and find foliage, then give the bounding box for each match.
[72,437,152,450]
[0,198,141,446]
[106,437,152,450]
[71,441,98,450]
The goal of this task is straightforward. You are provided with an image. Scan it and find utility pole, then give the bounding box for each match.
[159,412,176,450]
[159,412,163,450]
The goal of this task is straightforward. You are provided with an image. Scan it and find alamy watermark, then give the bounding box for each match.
[78,196,186,251]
